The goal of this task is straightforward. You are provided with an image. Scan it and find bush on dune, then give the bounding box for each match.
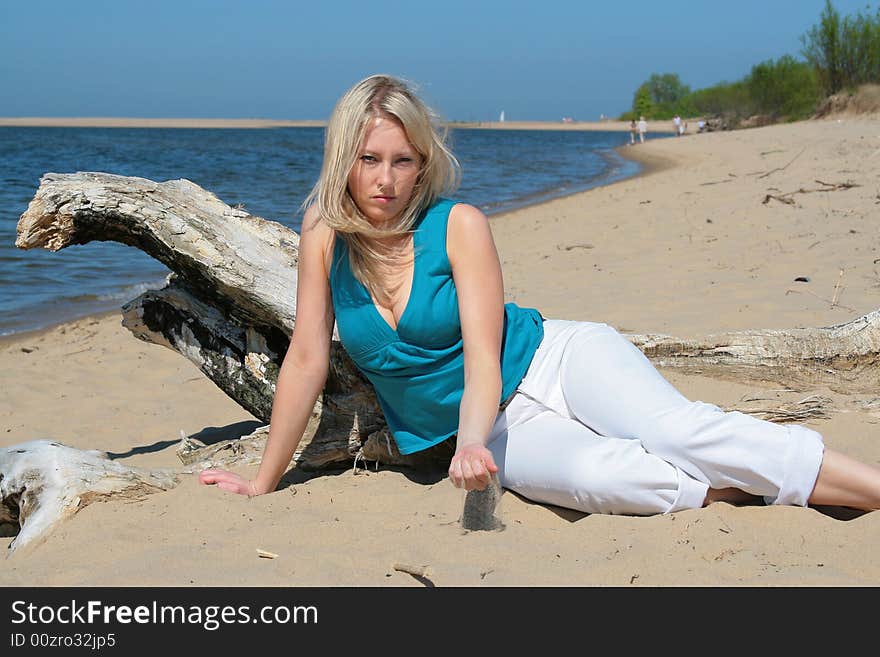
[620,1,880,128]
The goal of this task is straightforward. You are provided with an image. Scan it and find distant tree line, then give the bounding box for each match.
[620,1,880,125]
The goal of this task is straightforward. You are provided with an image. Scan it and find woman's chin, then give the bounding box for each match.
[365,209,401,226]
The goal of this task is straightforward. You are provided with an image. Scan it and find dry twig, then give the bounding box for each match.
[831,269,845,308]
[762,180,860,205]
[756,148,805,179]
[393,562,430,578]
[392,562,435,587]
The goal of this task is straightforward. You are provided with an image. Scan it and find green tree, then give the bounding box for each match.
[626,73,693,119]
[687,81,753,121]
[632,84,654,117]
[747,55,821,119]
[800,0,880,94]
[645,73,692,108]
[802,0,843,93]
[837,6,880,87]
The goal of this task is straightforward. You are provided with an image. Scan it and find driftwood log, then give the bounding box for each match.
[15,171,388,472]
[7,171,880,551]
[0,441,177,554]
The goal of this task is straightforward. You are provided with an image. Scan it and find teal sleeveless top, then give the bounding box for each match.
[329,198,544,454]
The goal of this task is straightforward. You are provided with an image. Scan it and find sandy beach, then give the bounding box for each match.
[2,112,879,587]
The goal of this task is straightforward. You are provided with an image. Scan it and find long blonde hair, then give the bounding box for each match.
[303,74,460,295]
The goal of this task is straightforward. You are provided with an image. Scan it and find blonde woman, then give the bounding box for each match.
[200,74,880,517]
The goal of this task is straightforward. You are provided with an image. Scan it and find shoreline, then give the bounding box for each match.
[3,140,666,340]
[0,117,644,132]
[486,114,880,336]
[0,308,122,347]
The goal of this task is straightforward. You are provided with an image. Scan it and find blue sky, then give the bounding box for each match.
[1,0,877,122]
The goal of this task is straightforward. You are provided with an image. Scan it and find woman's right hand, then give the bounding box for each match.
[448,443,499,492]
[198,468,259,496]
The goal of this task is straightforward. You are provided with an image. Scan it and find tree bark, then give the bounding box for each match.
[17,172,387,470]
[626,308,880,394]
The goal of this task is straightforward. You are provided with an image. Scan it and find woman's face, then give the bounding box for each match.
[348,115,422,227]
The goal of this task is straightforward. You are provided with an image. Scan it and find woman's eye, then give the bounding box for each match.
[360,155,377,163]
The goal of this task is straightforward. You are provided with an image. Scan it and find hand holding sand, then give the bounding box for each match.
[451,445,504,531]
[448,444,499,492]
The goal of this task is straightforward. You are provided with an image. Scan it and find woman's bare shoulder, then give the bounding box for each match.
[447,202,490,237]
[301,205,335,239]
[449,201,487,222]
[447,202,497,269]
[299,205,335,270]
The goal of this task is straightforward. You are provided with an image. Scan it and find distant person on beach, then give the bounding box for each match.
[629,119,637,145]
[638,116,647,143]
[673,114,682,136]
[200,74,880,518]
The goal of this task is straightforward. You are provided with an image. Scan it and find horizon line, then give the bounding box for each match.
[0,116,635,131]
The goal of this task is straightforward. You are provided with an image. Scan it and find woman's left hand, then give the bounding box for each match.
[448,444,499,491]
[198,468,258,496]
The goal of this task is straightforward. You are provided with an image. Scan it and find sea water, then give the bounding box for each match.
[0,126,648,336]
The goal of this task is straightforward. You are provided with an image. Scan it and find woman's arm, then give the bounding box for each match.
[446,203,505,491]
[199,207,335,496]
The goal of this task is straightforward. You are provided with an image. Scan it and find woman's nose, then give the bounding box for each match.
[376,162,394,188]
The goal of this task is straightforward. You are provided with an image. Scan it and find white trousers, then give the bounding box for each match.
[486,320,825,515]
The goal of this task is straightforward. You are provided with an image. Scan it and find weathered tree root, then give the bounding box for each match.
[626,307,880,395]
[0,441,178,556]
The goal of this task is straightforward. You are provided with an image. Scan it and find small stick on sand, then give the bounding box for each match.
[762,180,860,205]
[756,147,805,179]
[392,563,430,578]
[831,269,845,308]
[784,287,856,313]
